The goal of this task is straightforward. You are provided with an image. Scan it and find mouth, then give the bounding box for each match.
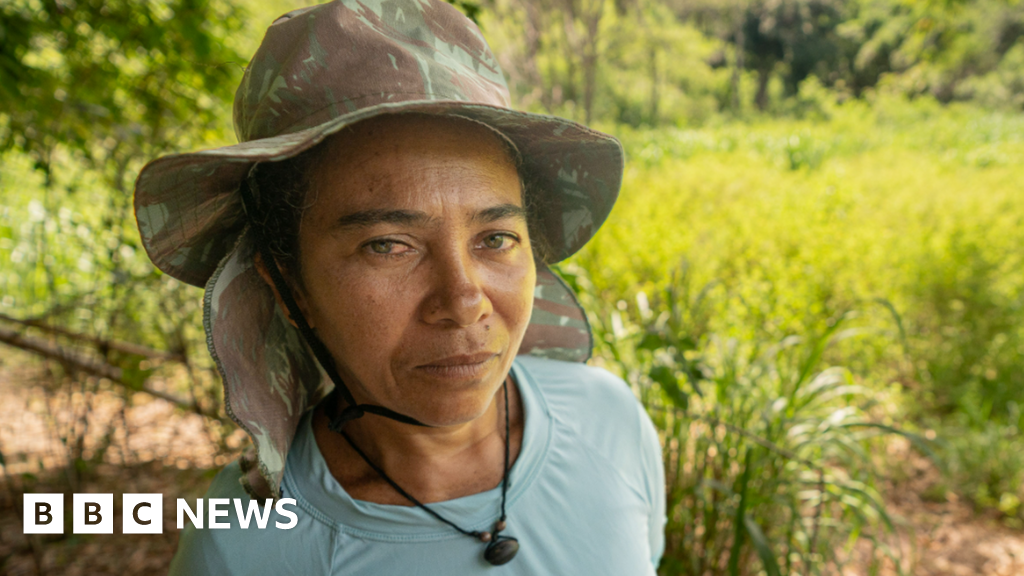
[415,352,499,380]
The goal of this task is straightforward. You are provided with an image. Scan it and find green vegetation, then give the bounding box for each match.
[2,0,1022,574]
[567,259,913,574]
[560,97,1024,572]
[482,0,1024,125]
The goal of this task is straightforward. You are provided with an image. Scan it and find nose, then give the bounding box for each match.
[420,247,492,327]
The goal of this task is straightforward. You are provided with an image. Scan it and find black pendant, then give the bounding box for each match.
[484,536,519,566]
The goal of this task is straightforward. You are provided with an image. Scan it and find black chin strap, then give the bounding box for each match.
[239,166,427,429]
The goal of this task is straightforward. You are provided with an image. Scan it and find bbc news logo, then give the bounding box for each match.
[23,494,298,534]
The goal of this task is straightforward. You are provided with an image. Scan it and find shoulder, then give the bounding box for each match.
[515,356,663,509]
[206,459,251,499]
[514,355,649,453]
[516,355,639,417]
[168,461,246,576]
[168,461,334,576]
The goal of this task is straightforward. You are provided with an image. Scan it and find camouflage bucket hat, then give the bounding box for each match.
[134,0,623,498]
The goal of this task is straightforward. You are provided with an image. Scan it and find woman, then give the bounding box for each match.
[134,0,665,573]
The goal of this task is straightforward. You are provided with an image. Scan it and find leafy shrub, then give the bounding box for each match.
[562,100,1024,566]
[938,410,1024,527]
[560,263,914,575]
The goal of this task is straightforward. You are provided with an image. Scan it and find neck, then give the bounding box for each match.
[312,376,523,505]
[344,382,507,464]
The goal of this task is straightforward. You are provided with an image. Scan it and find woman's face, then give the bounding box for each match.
[291,115,536,427]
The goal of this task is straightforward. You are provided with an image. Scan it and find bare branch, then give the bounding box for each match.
[0,326,226,424]
[0,313,186,362]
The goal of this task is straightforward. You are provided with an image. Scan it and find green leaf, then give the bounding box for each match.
[650,365,688,411]
[837,422,940,466]
[638,331,665,351]
[445,0,482,24]
[727,449,754,576]
[744,514,783,576]
[117,354,155,392]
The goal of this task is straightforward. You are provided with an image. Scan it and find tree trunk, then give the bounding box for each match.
[519,0,550,112]
[561,11,579,107]
[582,46,597,125]
[559,0,603,124]
[581,0,602,125]
[648,44,659,125]
[731,5,745,112]
[755,66,771,111]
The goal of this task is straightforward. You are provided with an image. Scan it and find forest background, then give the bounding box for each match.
[1,0,1023,574]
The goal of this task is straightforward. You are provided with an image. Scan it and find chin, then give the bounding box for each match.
[388,355,510,426]
[401,377,504,428]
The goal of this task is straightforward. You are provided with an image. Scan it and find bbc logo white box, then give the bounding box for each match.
[24,493,63,534]
[123,493,163,534]
[73,493,113,534]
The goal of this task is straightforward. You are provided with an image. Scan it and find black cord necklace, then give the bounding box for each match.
[241,167,519,566]
[327,380,519,566]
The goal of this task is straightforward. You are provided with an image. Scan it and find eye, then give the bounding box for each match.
[364,239,411,256]
[481,233,517,250]
[368,240,394,254]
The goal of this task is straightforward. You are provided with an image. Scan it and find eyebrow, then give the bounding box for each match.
[332,203,527,229]
[333,209,433,229]
[472,203,527,224]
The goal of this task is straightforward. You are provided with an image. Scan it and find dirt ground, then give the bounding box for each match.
[0,359,1022,576]
[0,358,242,576]
[854,447,1024,576]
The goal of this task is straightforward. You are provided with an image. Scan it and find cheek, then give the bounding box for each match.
[303,265,419,362]
[489,260,537,337]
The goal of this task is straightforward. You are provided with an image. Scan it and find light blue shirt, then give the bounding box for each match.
[169,356,666,575]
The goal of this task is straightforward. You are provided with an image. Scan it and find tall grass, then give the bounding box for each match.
[562,262,917,574]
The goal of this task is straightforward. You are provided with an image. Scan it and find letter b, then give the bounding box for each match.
[73,494,113,534]
[85,502,102,525]
[36,502,52,525]
[23,494,63,534]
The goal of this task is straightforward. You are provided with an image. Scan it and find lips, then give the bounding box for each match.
[415,351,499,379]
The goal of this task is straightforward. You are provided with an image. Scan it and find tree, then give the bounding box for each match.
[1,0,244,181]
[674,0,850,111]
[0,0,248,483]
[842,0,1024,103]
[485,0,608,123]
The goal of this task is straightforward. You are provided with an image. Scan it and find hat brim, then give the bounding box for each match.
[135,100,623,288]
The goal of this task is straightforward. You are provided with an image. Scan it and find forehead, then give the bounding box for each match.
[306,115,523,218]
